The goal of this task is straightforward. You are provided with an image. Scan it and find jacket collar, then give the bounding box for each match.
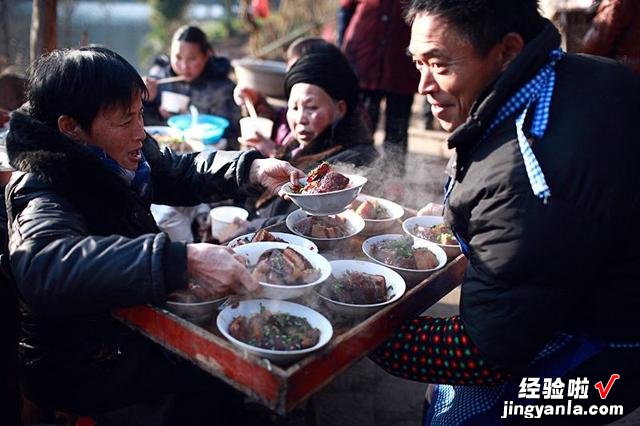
[447,21,562,150]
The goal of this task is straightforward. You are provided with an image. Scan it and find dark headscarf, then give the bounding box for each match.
[284,51,359,116]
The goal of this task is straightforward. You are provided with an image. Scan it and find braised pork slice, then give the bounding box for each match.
[250,229,285,243]
[250,248,320,285]
[326,271,390,304]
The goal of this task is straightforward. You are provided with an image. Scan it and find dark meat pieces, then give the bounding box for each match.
[250,248,320,285]
[326,271,390,304]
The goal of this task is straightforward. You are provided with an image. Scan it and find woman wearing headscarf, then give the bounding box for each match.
[238,50,379,229]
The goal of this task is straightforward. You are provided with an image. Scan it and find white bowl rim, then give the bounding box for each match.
[232,242,331,289]
[217,298,333,355]
[316,260,406,308]
[280,174,367,197]
[165,295,228,307]
[286,209,365,241]
[362,234,447,272]
[227,231,318,252]
[352,194,405,223]
[402,216,460,248]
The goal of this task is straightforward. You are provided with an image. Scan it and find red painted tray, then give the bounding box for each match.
[114,213,466,415]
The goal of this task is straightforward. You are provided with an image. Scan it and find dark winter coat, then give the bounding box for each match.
[4,110,259,377]
[143,55,241,146]
[445,22,640,372]
[339,0,419,95]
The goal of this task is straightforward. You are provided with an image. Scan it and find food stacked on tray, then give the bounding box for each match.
[165,161,457,363]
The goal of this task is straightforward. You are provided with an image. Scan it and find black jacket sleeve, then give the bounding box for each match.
[7,174,187,317]
[143,135,263,206]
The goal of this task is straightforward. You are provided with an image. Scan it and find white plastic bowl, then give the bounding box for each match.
[281,174,368,216]
[286,209,365,250]
[362,234,447,285]
[227,231,318,253]
[233,242,331,300]
[402,216,462,260]
[350,194,405,236]
[209,206,249,242]
[316,260,406,317]
[161,91,190,113]
[217,298,333,364]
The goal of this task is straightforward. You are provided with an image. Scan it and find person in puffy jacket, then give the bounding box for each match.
[5,45,302,422]
[371,0,640,424]
[143,25,241,148]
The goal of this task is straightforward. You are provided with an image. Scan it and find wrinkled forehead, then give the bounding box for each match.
[409,13,469,58]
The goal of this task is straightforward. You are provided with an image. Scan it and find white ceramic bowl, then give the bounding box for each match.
[217,298,333,364]
[281,174,368,216]
[402,216,462,260]
[350,194,405,236]
[316,260,406,317]
[233,242,331,300]
[165,296,228,326]
[362,234,447,285]
[227,231,318,252]
[286,209,365,250]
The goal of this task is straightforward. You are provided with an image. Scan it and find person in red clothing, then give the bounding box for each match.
[337,0,419,175]
[581,0,640,74]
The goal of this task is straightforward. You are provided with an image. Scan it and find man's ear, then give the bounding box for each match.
[499,32,525,71]
[335,100,348,120]
[57,115,85,141]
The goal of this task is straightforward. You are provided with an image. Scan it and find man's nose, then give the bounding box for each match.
[418,67,438,96]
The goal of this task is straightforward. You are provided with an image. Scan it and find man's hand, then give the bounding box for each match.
[417,202,445,216]
[249,158,305,196]
[186,243,258,294]
[233,86,261,107]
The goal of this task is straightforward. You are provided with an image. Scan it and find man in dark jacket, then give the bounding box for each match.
[5,46,302,423]
[374,0,640,423]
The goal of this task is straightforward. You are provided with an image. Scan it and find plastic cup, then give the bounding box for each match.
[239,117,274,139]
[161,91,190,113]
[209,206,249,242]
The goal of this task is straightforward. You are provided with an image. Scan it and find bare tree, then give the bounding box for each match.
[30,0,58,62]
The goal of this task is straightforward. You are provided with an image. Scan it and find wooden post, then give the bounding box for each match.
[30,0,57,62]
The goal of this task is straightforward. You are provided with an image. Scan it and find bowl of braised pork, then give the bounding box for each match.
[350,194,405,236]
[217,298,333,364]
[362,234,447,285]
[227,228,318,252]
[280,162,368,215]
[316,260,406,317]
[165,282,231,325]
[233,242,331,300]
[402,216,461,260]
[286,209,365,250]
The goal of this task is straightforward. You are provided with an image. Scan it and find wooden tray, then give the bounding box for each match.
[114,214,466,415]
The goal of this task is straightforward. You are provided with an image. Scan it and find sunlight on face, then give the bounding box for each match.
[286,83,341,145]
[409,13,505,131]
[79,92,146,171]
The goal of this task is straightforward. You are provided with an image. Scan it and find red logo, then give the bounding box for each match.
[594,374,620,399]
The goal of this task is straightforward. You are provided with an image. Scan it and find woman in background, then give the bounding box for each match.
[143,25,240,148]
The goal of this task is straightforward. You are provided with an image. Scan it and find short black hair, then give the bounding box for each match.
[172,25,212,55]
[406,0,545,56]
[27,46,147,131]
